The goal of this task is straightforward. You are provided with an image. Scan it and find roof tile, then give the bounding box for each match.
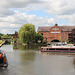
[37,26,75,32]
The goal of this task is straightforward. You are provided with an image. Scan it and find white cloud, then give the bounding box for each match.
[0,0,43,8]
[40,0,75,15]
[0,0,75,34]
[0,10,56,33]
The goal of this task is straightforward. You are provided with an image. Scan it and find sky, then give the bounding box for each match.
[0,0,75,34]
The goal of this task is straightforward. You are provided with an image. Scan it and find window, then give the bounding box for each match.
[63,37,65,39]
[63,33,65,35]
[47,33,48,36]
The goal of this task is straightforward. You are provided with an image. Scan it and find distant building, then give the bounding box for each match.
[13,31,19,39]
[68,29,75,44]
[37,24,75,43]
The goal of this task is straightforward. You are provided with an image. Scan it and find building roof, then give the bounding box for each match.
[37,26,75,32]
[37,26,52,32]
[59,26,75,31]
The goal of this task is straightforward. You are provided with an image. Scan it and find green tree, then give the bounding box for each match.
[1,35,10,39]
[0,35,1,40]
[0,33,3,36]
[66,39,70,44]
[35,32,43,43]
[19,23,36,45]
[13,38,17,43]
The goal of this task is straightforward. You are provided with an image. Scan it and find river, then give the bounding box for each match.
[0,45,75,75]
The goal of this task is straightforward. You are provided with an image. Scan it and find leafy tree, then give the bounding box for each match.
[13,38,17,43]
[0,35,1,40]
[35,32,43,43]
[1,35,10,39]
[0,33,3,36]
[66,39,70,44]
[19,23,36,45]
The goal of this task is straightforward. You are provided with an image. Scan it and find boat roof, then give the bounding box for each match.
[41,47,52,48]
[41,46,75,48]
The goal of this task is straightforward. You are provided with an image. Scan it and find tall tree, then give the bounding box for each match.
[19,23,36,45]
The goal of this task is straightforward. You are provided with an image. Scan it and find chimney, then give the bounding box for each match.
[55,24,58,26]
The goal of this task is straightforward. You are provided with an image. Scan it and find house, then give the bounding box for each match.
[13,31,19,39]
[37,24,75,43]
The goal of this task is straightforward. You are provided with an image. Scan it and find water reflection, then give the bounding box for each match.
[13,44,40,50]
[19,51,36,62]
[39,52,75,56]
[0,45,14,52]
[37,52,75,75]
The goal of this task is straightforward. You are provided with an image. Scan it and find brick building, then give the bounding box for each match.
[37,24,75,43]
[13,31,19,39]
[68,28,75,44]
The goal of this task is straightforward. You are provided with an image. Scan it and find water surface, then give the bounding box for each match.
[0,45,75,75]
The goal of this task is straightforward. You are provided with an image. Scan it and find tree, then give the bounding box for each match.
[1,35,10,39]
[0,33,3,36]
[35,32,43,43]
[19,23,36,45]
[13,38,17,43]
[66,39,70,44]
[0,35,1,40]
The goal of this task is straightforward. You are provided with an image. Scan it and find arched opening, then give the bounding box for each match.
[51,39,60,42]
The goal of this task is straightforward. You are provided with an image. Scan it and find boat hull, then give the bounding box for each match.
[40,50,75,53]
[40,47,75,53]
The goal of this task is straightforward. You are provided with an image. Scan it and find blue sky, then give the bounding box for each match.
[12,8,54,18]
[28,10,49,17]
[0,0,75,34]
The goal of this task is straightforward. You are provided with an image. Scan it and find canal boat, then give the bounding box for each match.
[0,50,8,69]
[40,46,75,53]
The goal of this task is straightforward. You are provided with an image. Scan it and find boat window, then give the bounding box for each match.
[49,48,54,50]
[70,49,75,50]
[44,48,47,50]
[41,48,43,50]
[47,48,48,50]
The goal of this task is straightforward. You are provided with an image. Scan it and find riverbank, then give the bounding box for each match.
[13,43,47,50]
[22,43,47,46]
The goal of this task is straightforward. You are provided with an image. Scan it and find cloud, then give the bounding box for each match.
[39,0,75,15]
[0,0,75,16]
[0,9,15,17]
[0,0,43,8]
[0,0,75,34]
[0,10,56,34]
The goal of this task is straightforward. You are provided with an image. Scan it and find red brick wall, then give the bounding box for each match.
[39,25,69,42]
[13,31,19,39]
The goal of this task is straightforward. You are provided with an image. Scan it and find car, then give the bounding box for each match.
[0,50,8,69]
